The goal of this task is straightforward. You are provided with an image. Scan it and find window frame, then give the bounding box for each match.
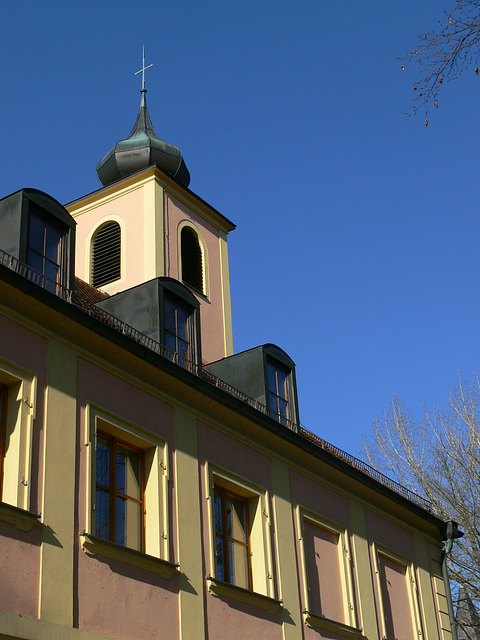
[213,485,253,591]
[205,462,275,600]
[266,360,290,424]
[85,406,170,563]
[297,507,358,632]
[372,544,423,640]
[0,359,36,512]
[95,430,146,552]
[158,278,201,370]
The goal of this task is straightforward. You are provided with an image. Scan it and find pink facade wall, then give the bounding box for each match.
[197,421,282,639]
[0,314,48,618]
[0,521,41,618]
[165,193,227,363]
[75,359,178,638]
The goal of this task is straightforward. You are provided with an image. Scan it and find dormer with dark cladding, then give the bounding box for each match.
[0,188,76,291]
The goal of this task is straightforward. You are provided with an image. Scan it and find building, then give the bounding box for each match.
[0,78,461,640]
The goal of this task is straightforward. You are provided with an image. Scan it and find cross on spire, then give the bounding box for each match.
[135,46,153,92]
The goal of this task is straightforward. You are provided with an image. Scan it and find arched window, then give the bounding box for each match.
[181,226,203,293]
[92,222,121,288]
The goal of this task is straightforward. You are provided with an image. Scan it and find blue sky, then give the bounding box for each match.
[1,1,478,456]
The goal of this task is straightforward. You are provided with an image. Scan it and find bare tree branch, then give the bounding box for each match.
[403,0,480,121]
[362,371,480,620]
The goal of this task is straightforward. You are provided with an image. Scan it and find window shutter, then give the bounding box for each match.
[181,227,203,293]
[92,222,121,288]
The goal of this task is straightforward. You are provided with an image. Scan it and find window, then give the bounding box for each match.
[180,226,203,294]
[299,510,357,630]
[164,296,191,366]
[87,410,170,563]
[214,486,252,590]
[0,361,36,511]
[206,464,275,600]
[92,221,121,288]
[267,361,289,423]
[27,212,63,284]
[375,550,420,640]
[95,432,144,551]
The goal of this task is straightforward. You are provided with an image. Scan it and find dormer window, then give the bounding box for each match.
[267,361,289,423]
[0,189,76,291]
[181,226,203,294]
[27,212,63,283]
[164,295,192,365]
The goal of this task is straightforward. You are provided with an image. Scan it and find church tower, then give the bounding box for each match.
[66,52,235,363]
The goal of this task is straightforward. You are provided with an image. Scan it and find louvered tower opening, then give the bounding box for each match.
[92,222,121,288]
[181,227,203,293]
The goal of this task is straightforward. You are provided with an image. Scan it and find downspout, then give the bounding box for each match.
[441,520,464,640]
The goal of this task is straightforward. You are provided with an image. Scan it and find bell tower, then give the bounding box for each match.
[66,50,235,363]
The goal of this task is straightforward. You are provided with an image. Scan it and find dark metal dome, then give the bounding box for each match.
[96,89,190,188]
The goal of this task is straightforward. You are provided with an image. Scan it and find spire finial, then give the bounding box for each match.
[135,45,153,92]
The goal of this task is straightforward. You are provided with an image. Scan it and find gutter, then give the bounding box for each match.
[441,520,464,640]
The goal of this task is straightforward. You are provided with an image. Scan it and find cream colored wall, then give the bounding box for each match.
[69,183,151,295]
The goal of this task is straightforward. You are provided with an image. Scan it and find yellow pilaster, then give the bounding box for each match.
[143,177,165,281]
[219,231,233,357]
[271,458,303,640]
[38,340,77,626]
[174,407,205,640]
[349,500,378,640]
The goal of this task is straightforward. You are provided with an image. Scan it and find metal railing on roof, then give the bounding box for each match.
[0,247,433,513]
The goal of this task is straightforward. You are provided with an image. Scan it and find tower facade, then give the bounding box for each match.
[67,91,235,363]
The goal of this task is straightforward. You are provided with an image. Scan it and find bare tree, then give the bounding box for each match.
[404,0,480,123]
[362,372,480,628]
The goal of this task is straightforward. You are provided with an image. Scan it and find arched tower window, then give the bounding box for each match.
[181,226,203,294]
[92,221,121,288]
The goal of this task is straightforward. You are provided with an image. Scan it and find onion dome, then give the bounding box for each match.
[97,89,190,188]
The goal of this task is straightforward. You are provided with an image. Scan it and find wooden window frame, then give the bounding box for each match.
[205,462,275,600]
[95,430,146,552]
[214,485,253,591]
[86,408,170,562]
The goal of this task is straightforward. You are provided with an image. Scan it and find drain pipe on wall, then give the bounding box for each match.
[441,520,464,640]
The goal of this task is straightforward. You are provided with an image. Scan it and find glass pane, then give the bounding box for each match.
[269,391,279,415]
[45,224,60,262]
[95,488,109,541]
[116,445,141,499]
[165,299,175,333]
[28,215,44,254]
[214,490,223,534]
[267,362,277,394]
[176,306,189,341]
[27,250,43,274]
[276,368,287,400]
[117,497,142,551]
[229,541,249,589]
[216,535,225,581]
[165,331,176,353]
[96,436,110,487]
[278,398,288,420]
[44,259,59,283]
[227,495,247,543]
[177,338,189,362]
